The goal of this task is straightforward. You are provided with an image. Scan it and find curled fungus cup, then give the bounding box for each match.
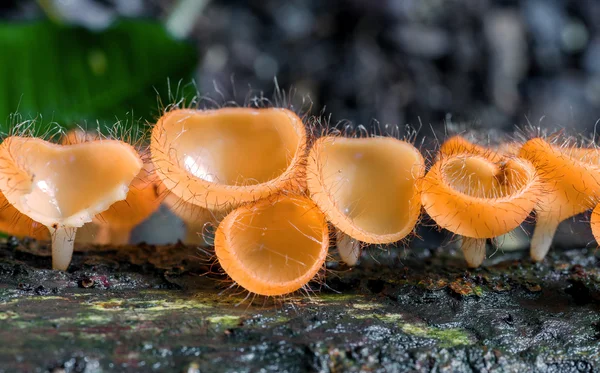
[519,138,600,261]
[151,108,307,211]
[420,138,540,267]
[61,130,163,245]
[0,136,142,270]
[306,136,424,265]
[307,136,424,243]
[215,195,329,296]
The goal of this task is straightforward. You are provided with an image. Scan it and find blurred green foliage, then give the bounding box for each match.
[0,19,197,136]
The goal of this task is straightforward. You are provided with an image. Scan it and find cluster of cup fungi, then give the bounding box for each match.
[1,103,600,298]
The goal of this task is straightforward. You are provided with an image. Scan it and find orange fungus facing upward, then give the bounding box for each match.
[151,108,307,211]
[306,136,425,245]
[519,138,600,261]
[0,136,142,270]
[420,137,541,267]
[215,195,329,296]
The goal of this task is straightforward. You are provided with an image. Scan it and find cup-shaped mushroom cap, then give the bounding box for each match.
[0,136,143,228]
[215,195,329,296]
[519,138,600,220]
[0,191,48,240]
[151,108,307,210]
[60,130,162,238]
[306,136,424,244]
[420,154,540,238]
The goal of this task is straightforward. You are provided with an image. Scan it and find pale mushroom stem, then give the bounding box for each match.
[530,216,559,262]
[336,230,361,266]
[48,226,78,271]
[461,237,487,268]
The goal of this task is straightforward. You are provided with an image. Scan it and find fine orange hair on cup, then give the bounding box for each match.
[520,137,600,261]
[306,135,425,265]
[214,194,329,297]
[150,107,308,211]
[420,136,542,267]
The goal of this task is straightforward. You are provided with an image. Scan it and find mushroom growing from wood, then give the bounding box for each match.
[519,138,600,261]
[306,136,424,265]
[420,136,541,267]
[0,136,142,270]
[215,195,329,296]
[150,107,307,211]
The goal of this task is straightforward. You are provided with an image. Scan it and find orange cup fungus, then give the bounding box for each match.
[0,136,142,270]
[61,129,164,246]
[519,138,600,261]
[420,136,541,267]
[150,108,307,211]
[215,195,329,296]
[306,136,425,265]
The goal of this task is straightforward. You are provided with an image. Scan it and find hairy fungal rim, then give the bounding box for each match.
[150,107,308,210]
[306,136,425,244]
[436,155,539,204]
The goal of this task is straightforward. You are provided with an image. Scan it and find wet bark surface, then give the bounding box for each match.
[0,239,599,372]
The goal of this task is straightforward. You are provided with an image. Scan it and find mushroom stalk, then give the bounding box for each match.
[530,216,559,262]
[336,230,361,266]
[460,237,486,268]
[48,226,77,271]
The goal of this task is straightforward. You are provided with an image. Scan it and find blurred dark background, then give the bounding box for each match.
[1,0,600,141]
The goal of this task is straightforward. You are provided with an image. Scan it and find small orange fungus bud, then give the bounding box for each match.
[215,195,329,296]
[519,138,600,261]
[306,136,424,265]
[151,108,307,211]
[0,136,142,270]
[421,137,540,267]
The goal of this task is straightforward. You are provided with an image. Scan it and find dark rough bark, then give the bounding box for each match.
[0,239,599,372]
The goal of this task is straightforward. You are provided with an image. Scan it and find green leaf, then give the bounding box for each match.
[0,19,197,136]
